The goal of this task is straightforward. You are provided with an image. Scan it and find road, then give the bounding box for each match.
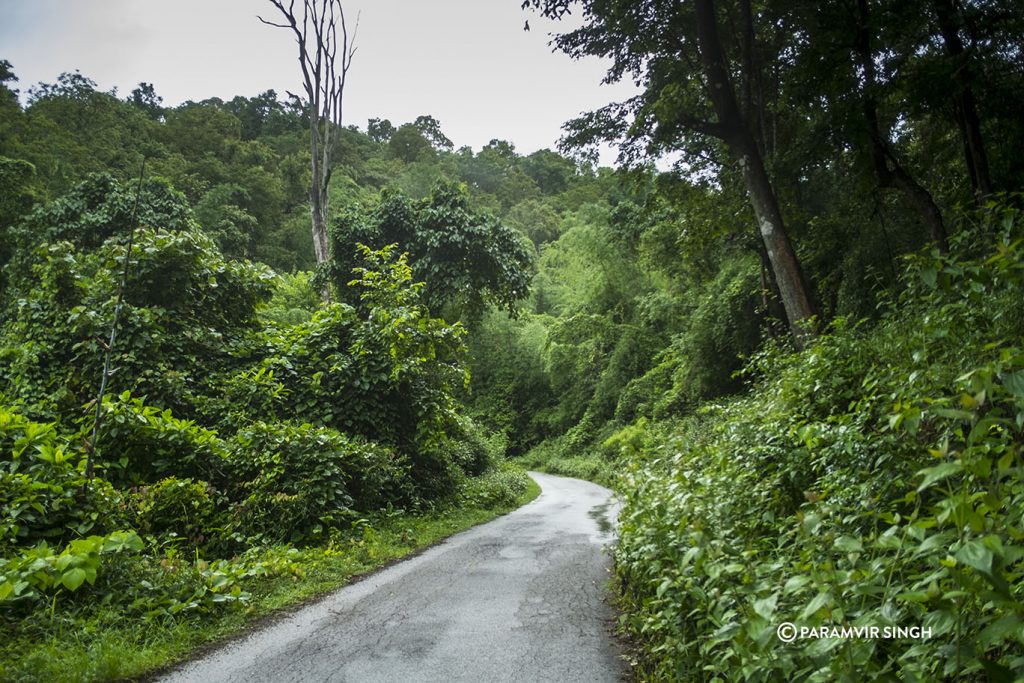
[160,471,627,683]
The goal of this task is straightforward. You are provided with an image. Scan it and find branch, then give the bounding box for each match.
[256,17,291,28]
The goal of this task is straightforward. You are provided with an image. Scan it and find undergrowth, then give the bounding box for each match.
[0,472,540,682]
[613,205,1024,680]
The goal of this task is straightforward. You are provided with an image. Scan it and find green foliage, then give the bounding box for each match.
[132,478,219,550]
[459,463,530,509]
[328,183,534,323]
[520,436,618,489]
[0,531,143,605]
[0,178,275,420]
[0,156,39,293]
[7,172,195,262]
[227,421,412,544]
[448,416,504,477]
[614,207,1024,681]
[255,246,468,469]
[1,407,124,550]
[90,393,229,487]
[258,271,318,325]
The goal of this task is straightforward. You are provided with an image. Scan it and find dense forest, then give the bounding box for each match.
[3,0,1024,679]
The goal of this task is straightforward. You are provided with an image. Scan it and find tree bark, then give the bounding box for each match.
[932,0,993,197]
[756,238,788,340]
[693,0,817,347]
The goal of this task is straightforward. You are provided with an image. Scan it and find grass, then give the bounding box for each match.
[0,475,542,682]
[519,443,619,490]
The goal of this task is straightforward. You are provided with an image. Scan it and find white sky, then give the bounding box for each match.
[0,0,638,163]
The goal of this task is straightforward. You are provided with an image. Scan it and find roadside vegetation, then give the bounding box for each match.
[2,476,539,681]
[4,0,1024,677]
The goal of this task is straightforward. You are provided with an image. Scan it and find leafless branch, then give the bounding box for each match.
[261,0,357,283]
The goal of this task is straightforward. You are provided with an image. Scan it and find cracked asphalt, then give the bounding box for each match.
[160,471,628,683]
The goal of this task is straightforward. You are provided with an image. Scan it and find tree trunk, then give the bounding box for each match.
[854,0,949,253]
[693,0,817,347]
[309,125,329,264]
[756,238,788,339]
[933,0,993,196]
[309,112,332,302]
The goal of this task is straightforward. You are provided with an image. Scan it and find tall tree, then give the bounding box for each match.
[852,0,949,253]
[522,0,818,345]
[930,0,992,196]
[260,0,357,295]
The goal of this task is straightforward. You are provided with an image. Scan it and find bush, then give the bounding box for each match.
[460,464,529,509]
[227,422,412,544]
[255,246,468,464]
[133,477,219,550]
[88,393,230,487]
[0,531,251,619]
[448,417,502,477]
[614,208,1024,681]
[0,221,275,422]
[1,406,125,550]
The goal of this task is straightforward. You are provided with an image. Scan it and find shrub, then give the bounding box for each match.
[0,176,275,421]
[133,477,219,550]
[1,406,124,550]
[0,531,251,619]
[448,416,501,477]
[614,208,1024,681]
[461,464,529,509]
[87,393,230,487]
[227,422,412,544]
[256,246,468,464]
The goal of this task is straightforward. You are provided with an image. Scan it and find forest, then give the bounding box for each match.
[2,0,1024,679]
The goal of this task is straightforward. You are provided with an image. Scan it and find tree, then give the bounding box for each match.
[367,117,395,143]
[850,0,949,252]
[522,148,575,195]
[260,0,358,297]
[522,0,819,346]
[413,115,453,151]
[930,0,992,196]
[388,123,435,163]
[328,182,535,324]
[128,82,163,120]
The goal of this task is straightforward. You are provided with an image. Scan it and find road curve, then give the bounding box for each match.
[160,471,627,683]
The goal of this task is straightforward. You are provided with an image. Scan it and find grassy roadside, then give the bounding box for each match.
[0,474,541,683]
[518,440,619,491]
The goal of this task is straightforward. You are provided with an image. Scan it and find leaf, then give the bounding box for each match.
[834,536,863,553]
[917,462,963,491]
[978,615,1020,648]
[1002,371,1024,398]
[55,554,77,571]
[955,541,994,576]
[752,594,777,620]
[783,575,810,594]
[60,568,87,591]
[921,267,937,289]
[800,591,831,620]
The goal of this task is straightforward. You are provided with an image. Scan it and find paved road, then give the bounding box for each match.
[161,471,627,683]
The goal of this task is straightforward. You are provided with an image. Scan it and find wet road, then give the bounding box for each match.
[160,471,627,683]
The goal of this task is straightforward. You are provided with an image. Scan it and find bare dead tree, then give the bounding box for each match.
[260,0,357,299]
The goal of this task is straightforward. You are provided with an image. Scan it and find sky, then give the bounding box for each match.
[0,0,639,163]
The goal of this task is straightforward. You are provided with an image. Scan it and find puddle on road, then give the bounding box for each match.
[588,502,614,533]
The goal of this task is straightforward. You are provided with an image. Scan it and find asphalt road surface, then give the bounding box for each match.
[160,471,627,683]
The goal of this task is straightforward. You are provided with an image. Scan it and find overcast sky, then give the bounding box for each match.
[0,0,638,163]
